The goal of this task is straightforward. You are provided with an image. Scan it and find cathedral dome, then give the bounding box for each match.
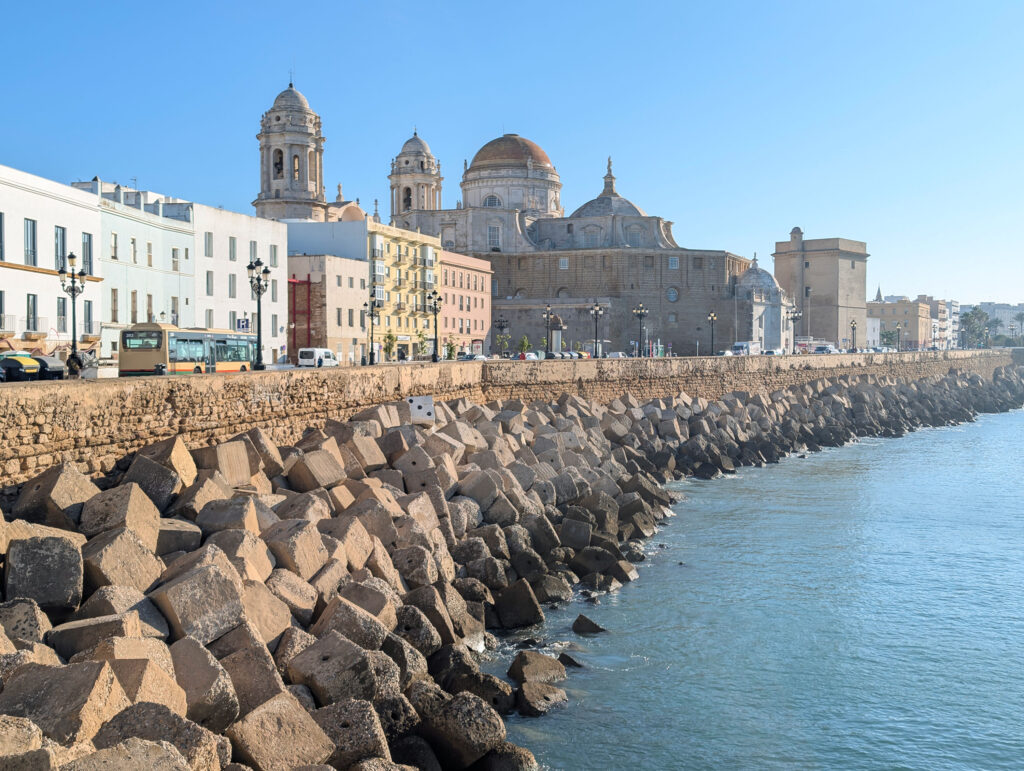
[569,158,646,217]
[272,84,311,111]
[469,134,553,170]
[400,131,432,156]
[737,258,781,291]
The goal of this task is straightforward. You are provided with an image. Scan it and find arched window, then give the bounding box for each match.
[402,187,412,211]
[556,287,570,298]
[292,155,300,181]
[272,149,284,179]
[626,227,645,247]
[483,195,501,208]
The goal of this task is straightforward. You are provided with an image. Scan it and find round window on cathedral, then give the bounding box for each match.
[275,116,281,121]
[666,287,679,303]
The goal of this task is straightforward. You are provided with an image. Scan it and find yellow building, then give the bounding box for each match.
[867,296,932,351]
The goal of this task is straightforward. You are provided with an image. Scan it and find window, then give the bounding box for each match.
[229,311,237,330]
[204,232,214,257]
[228,274,237,298]
[488,226,500,249]
[805,286,811,298]
[626,227,644,247]
[110,288,118,322]
[804,261,810,268]
[229,237,237,261]
[483,195,501,208]
[57,297,67,333]
[559,257,569,270]
[693,256,703,269]
[250,240,257,261]
[130,290,138,323]
[360,278,366,289]
[348,308,354,326]
[147,242,153,267]
[205,309,214,327]
[269,244,278,267]
[348,277,354,288]
[666,287,679,303]
[24,219,37,265]
[130,237,137,263]
[54,226,67,270]
[171,248,180,272]
[81,233,93,274]
[644,255,655,269]
[336,308,342,326]
[336,275,341,287]
[851,260,856,269]
[110,232,118,260]
[206,271,214,296]
[271,280,278,302]
[26,294,38,331]
[271,313,278,335]
[292,155,300,181]
[668,312,677,323]
[668,256,679,270]
[273,149,284,179]
[83,300,93,335]
[146,294,153,322]
[567,223,573,234]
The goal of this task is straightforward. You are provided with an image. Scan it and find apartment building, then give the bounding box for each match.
[438,251,492,355]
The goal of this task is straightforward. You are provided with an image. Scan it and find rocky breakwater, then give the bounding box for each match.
[0,366,1020,768]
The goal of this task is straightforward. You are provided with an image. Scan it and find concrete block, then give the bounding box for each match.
[167,475,232,522]
[287,450,346,493]
[339,582,397,632]
[159,543,243,595]
[195,497,260,537]
[0,598,51,644]
[148,564,244,644]
[5,535,84,613]
[244,428,285,477]
[272,625,316,677]
[93,702,222,770]
[0,714,43,757]
[317,515,372,571]
[310,595,388,650]
[70,634,176,681]
[420,692,506,769]
[122,454,182,512]
[494,580,544,629]
[169,637,240,732]
[308,558,351,614]
[190,441,252,488]
[313,698,391,769]
[82,528,163,594]
[79,483,160,553]
[207,530,276,583]
[262,519,329,580]
[46,611,141,660]
[225,693,334,771]
[157,518,203,556]
[59,736,191,769]
[107,658,188,715]
[391,546,438,589]
[273,491,331,523]
[365,537,406,595]
[220,641,287,717]
[344,436,388,473]
[401,587,457,647]
[241,579,291,650]
[266,569,318,626]
[13,462,99,529]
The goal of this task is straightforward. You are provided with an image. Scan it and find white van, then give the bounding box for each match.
[297,348,340,367]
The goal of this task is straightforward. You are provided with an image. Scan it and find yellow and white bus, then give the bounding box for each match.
[118,323,256,376]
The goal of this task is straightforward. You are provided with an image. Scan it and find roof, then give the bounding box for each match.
[272,84,311,112]
[400,131,432,156]
[569,159,646,218]
[469,134,553,170]
[737,258,781,291]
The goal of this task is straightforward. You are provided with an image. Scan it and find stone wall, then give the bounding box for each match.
[0,350,1014,487]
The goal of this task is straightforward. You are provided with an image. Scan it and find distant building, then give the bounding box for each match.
[947,299,960,348]
[867,295,931,351]
[917,295,949,349]
[437,251,492,355]
[773,228,868,349]
[866,317,881,348]
[0,165,103,356]
[286,253,368,364]
[975,302,1024,336]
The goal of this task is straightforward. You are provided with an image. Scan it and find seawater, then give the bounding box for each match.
[484,409,1024,770]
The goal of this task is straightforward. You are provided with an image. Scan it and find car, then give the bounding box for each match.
[297,348,340,367]
[578,351,591,359]
[472,354,487,361]
[32,356,67,380]
[523,352,538,360]
[545,351,560,359]
[606,351,627,359]
[0,351,41,381]
[813,345,838,354]
[716,350,733,356]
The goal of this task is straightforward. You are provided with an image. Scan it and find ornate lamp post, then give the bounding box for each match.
[363,295,383,365]
[786,308,803,354]
[850,319,857,351]
[58,252,88,374]
[706,310,717,355]
[895,321,902,353]
[246,257,271,370]
[541,304,555,358]
[494,315,510,357]
[632,303,649,357]
[590,303,604,358]
[426,290,443,362]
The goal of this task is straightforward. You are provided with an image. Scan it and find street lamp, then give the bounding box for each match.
[363,294,382,365]
[58,252,88,375]
[541,304,556,358]
[245,257,271,370]
[706,310,717,355]
[590,303,604,358]
[633,303,649,357]
[494,315,510,357]
[850,319,857,351]
[895,321,902,353]
[786,308,803,354]
[426,290,443,362]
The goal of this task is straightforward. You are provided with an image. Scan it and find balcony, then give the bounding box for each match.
[394,301,407,312]
[21,316,48,341]
[0,315,14,338]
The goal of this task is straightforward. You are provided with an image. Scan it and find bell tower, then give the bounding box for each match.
[388,130,442,221]
[254,84,327,221]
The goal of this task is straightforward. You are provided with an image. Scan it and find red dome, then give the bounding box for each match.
[469,134,553,170]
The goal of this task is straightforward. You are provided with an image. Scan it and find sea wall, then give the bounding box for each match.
[0,350,1013,485]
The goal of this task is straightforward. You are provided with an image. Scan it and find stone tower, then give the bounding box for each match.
[254,84,327,221]
[388,131,442,220]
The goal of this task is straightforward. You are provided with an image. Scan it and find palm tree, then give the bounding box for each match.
[1014,312,1024,344]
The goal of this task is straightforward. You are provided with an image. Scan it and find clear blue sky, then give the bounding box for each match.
[3,0,1022,304]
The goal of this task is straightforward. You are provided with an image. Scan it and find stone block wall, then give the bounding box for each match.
[0,350,1013,487]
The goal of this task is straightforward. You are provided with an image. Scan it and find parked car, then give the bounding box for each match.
[606,351,627,359]
[716,350,733,356]
[0,352,40,381]
[523,352,538,360]
[33,356,67,380]
[813,345,838,354]
[297,348,340,367]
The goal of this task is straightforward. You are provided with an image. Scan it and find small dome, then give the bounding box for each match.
[400,131,432,156]
[469,134,553,170]
[737,258,781,291]
[570,194,646,218]
[272,84,311,111]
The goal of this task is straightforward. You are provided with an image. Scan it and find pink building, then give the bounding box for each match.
[438,251,492,356]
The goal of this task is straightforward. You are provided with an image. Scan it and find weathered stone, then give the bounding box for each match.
[93,702,221,771]
[558,518,592,551]
[345,436,388,473]
[191,442,252,488]
[207,530,276,583]
[220,641,287,717]
[0,661,130,745]
[288,450,346,493]
[393,604,443,658]
[273,491,331,523]
[404,677,450,719]
[0,714,43,757]
[261,519,328,580]
[5,535,84,613]
[122,454,182,512]
[245,428,285,478]
[339,582,397,632]
[475,741,539,771]
[82,528,163,594]
[169,637,240,732]
[273,626,316,677]
[61,737,191,770]
[46,611,141,660]
[149,565,244,644]
[107,657,189,716]
[312,698,391,770]
[310,596,388,650]
[568,546,617,576]
[158,543,244,596]
[225,693,335,771]
[157,518,203,556]
[196,497,260,537]
[70,635,176,681]
[241,580,292,649]
[571,613,607,634]
[136,436,199,488]
[446,671,515,715]
[266,569,318,626]
[317,515,373,571]
[493,580,544,629]
[507,651,566,685]
[372,693,419,742]
[529,574,572,604]
[516,681,567,717]
[308,558,352,613]
[79,483,160,552]
[13,463,99,529]
[390,735,442,771]
[402,587,457,647]
[167,475,231,522]
[0,598,51,645]
[391,546,438,589]
[288,631,398,706]
[420,692,506,769]
[380,632,429,689]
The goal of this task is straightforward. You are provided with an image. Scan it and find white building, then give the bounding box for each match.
[866,316,881,348]
[0,165,103,356]
[947,299,960,348]
[164,203,288,364]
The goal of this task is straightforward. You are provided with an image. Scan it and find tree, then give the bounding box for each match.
[573,340,583,352]
[517,335,531,354]
[1015,312,1024,343]
[959,308,989,348]
[382,331,397,361]
[539,336,547,352]
[496,333,511,355]
[880,329,898,347]
[415,328,427,356]
[444,334,457,360]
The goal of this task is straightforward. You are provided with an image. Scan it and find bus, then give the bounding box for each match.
[118,323,256,376]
